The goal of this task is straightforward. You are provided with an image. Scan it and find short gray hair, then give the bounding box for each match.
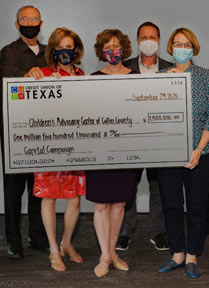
[16,5,41,21]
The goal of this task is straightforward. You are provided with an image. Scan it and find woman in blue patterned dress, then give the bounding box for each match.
[157,28,209,279]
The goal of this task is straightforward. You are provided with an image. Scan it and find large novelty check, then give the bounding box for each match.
[3,73,192,173]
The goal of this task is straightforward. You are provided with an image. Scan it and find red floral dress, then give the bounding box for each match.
[33,66,86,199]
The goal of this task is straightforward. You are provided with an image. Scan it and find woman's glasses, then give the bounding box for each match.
[172,42,193,49]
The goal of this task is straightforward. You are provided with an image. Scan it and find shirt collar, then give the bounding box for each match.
[138,54,159,73]
[18,38,45,54]
[185,60,194,72]
[138,53,159,68]
[172,59,194,72]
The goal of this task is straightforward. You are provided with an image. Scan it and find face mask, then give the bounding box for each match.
[139,40,159,56]
[54,49,76,65]
[19,24,41,39]
[173,48,193,64]
[102,49,123,65]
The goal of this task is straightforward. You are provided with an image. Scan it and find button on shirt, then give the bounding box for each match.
[0,38,46,77]
[0,38,46,128]
[138,54,159,74]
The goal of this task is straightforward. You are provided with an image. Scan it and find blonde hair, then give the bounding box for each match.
[167,27,200,56]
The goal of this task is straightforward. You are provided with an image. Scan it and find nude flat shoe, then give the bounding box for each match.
[111,254,129,271]
[94,256,110,278]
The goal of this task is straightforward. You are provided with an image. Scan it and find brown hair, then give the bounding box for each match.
[167,27,200,56]
[137,21,160,39]
[94,29,132,61]
[45,27,84,66]
[16,5,41,21]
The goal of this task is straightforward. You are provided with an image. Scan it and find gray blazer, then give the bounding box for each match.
[123,56,173,73]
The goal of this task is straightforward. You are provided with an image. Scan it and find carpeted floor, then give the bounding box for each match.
[0,213,209,288]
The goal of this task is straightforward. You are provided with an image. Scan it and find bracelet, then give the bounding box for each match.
[197,146,203,154]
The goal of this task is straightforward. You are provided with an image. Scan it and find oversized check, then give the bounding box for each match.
[3,73,192,173]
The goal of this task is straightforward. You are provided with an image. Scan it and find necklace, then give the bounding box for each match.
[56,65,74,75]
[70,65,74,76]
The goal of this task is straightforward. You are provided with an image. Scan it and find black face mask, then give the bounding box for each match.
[18,24,41,39]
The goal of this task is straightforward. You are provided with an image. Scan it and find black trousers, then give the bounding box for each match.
[157,153,209,256]
[4,172,48,248]
[206,201,209,235]
[120,168,166,238]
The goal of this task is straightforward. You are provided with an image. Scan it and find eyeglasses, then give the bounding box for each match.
[172,42,193,49]
[18,16,40,24]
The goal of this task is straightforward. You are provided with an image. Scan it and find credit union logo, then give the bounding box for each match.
[10,85,62,100]
[11,86,25,100]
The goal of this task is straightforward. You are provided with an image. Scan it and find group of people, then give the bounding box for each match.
[0,4,209,280]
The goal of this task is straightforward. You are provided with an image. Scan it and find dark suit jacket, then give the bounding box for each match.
[123,55,173,73]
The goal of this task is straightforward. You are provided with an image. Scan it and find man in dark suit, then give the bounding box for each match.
[0,5,48,259]
[116,22,173,251]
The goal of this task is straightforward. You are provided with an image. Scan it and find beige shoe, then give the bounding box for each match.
[49,253,66,272]
[60,244,83,263]
[94,256,110,277]
[111,254,129,271]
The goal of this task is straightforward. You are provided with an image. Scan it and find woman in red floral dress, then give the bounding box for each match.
[30,27,85,271]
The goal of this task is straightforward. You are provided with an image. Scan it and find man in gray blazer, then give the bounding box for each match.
[116,22,172,251]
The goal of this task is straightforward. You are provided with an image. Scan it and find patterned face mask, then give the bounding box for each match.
[54,48,76,65]
[102,49,123,65]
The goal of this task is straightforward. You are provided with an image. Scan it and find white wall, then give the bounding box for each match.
[0,0,208,213]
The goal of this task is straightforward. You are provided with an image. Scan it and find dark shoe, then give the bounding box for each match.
[7,244,23,260]
[158,259,185,273]
[150,233,169,251]
[116,236,131,251]
[186,263,200,279]
[27,238,50,254]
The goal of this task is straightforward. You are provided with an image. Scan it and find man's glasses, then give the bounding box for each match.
[18,17,40,24]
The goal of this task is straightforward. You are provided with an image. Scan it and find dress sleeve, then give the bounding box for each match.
[77,67,85,75]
